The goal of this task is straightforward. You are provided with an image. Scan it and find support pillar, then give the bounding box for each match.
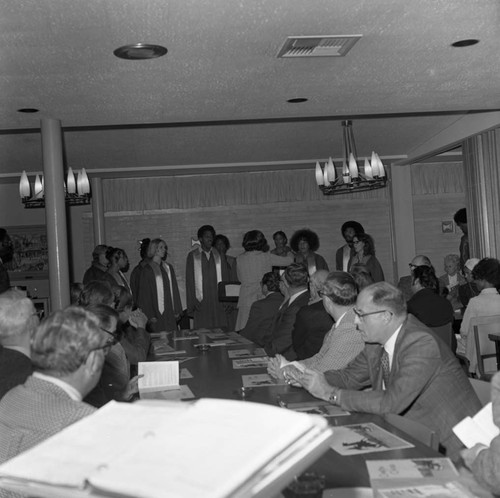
[91,177,106,245]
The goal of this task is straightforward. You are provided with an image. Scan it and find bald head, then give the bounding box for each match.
[0,290,38,345]
[411,255,432,268]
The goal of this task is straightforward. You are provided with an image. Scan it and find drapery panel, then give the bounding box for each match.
[410,162,464,195]
[102,169,388,212]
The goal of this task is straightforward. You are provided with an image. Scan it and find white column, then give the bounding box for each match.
[91,177,106,245]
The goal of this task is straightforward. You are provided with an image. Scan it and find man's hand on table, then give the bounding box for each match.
[294,368,339,403]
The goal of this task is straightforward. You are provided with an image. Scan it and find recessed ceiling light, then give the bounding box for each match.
[17,108,39,113]
[287,98,308,103]
[113,43,168,60]
[451,39,479,48]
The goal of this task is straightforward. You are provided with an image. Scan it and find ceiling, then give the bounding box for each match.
[1,0,499,180]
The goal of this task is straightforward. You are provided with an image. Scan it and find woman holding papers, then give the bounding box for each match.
[461,371,500,496]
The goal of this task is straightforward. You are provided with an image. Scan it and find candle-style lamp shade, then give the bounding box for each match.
[19,170,31,199]
[67,167,76,194]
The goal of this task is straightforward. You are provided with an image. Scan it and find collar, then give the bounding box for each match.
[383,323,404,367]
[3,345,31,359]
[479,287,499,295]
[33,372,82,401]
[335,311,348,328]
[288,288,308,306]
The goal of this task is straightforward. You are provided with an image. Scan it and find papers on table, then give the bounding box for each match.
[331,423,414,455]
[138,361,180,394]
[280,400,350,417]
[0,399,334,498]
[232,357,269,369]
[180,368,193,379]
[242,373,283,387]
[367,458,475,497]
[140,384,195,401]
[452,402,499,448]
[227,348,267,358]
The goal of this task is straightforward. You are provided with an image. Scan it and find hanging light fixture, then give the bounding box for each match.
[19,168,91,209]
[315,120,388,195]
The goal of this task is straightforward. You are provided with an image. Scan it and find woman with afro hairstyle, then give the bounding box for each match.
[290,228,329,276]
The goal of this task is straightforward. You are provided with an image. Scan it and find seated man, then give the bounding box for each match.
[291,282,481,455]
[291,270,334,360]
[0,290,36,399]
[239,272,283,346]
[0,306,109,463]
[268,271,364,378]
[407,265,454,328]
[461,371,500,496]
[397,254,433,301]
[264,263,310,360]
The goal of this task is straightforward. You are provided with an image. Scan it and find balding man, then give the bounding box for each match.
[0,307,109,464]
[0,290,36,399]
[397,254,433,301]
[291,270,333,359]
[293,282,481,455]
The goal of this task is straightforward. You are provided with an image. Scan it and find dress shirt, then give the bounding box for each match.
[33,372,82,401]
[383,324,403,369]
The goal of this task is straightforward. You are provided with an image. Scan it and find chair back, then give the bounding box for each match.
[384,413,439,450]
[471,315,500,380]
[430,322,453,349]
[469,378,491,407]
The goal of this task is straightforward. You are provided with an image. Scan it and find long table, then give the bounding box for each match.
[147,329,440,490]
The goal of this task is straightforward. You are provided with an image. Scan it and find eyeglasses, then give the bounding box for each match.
[353,308,391,319]
[100,327,118,345]
[91,342,113,355]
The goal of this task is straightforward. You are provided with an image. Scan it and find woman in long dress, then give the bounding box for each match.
[235,230,292,330]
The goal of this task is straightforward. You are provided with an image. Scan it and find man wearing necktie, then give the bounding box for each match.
[292,282,481,456]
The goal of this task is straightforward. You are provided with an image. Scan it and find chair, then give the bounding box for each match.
[384,413,439,450]
[469,378,491,407]
[430,322,453,350]
[470,315,500,380]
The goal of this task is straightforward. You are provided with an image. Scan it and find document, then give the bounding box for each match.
[228,348,266,358]
[138,361,180,394]
[0,399,334,498]
[232,358,269,369]
[452,402,499,448]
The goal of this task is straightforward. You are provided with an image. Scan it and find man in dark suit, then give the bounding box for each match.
[292,270,333,359]
[293,282,481,455]
[239,272,283,346]
[335,221,364,271]
[0,290,36,399]
[265,263,310,360]
[0,306,109,464]
[0,228,13,295]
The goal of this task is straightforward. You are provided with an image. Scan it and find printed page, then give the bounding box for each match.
[453,402,499,448]
[138,361,180,394]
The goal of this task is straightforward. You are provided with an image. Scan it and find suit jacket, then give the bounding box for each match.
[407,288,454,327]
[0,262,9,294]
[336,245,355,272]
[292,300,334,360]
[265,290,310,360]
[469,371,500,495]
[239,292,283,346]
[324,314,481,455]
[0,346,32,400]
[82,262,107,285]
[0,375,95,464]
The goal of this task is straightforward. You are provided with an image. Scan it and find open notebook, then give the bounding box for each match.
[0,399,334,498]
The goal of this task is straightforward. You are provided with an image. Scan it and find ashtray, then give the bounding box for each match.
[194,343,211,351]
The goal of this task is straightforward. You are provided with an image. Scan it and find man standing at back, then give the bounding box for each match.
[0,306,109,463]
[186,225,229,329]
[293,282,481,455]
[0,290,36,399]
[336,221,364,271]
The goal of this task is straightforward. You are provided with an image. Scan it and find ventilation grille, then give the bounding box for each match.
[277,35,362,58]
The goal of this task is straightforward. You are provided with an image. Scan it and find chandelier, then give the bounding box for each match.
[19,167,91,209]
[315,120,388,195]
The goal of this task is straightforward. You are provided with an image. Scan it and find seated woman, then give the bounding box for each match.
[457,257,500,374]
[115,287,151,369]
[270,231,293,257]
[348,233,384,283]
[407,266,454,327]
[290,228,329,276]
[461,370,500,496]
[239,272,283,346]
[438,253,466,311]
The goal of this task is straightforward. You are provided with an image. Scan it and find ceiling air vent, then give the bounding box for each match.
[277,35,362,58]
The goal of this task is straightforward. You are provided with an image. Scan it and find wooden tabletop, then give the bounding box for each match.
[146,329,440,489]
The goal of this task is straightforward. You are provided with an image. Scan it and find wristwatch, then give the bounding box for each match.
[328,389,338,405]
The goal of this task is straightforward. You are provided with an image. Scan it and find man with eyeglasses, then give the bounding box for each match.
[0,307,109,464]
[291,282,481,455]
[397,254,433,301]
[0,290,36,399]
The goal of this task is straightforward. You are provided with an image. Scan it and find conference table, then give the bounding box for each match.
[145,328,440,492]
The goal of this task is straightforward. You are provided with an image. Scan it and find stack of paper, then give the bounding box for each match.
[0,399,334,498]
[138,361,180,394]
